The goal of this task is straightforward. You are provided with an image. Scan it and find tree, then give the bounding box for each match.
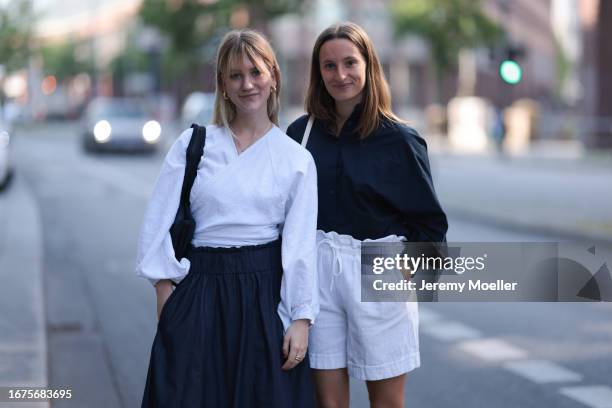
[39,41,95,82]
[0,0,34,73]
[138,0,306,87]
[140,0,305,50]
[391,0,503,100]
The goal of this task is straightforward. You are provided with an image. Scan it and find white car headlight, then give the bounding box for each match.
[93,120,112,143]
[142,120,161,143]
[0,131,9,149]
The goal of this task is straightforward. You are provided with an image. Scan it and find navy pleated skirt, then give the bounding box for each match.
[142,239,314,408]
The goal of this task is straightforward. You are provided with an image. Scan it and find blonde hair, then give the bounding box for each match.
[213,29,281,127]
[305,22,404,138]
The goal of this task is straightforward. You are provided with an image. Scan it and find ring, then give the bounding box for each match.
[294,355,302,361]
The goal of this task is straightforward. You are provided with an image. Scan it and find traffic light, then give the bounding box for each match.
[499,60,522,84]
[499,46,525,85]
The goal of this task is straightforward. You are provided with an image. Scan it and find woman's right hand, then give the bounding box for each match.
[155,280,174,319]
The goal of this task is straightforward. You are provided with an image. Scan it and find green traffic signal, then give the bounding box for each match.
[499,60,522,84]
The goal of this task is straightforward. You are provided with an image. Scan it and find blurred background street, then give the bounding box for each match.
[1,0,612,407]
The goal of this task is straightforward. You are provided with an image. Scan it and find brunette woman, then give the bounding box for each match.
[287,22,447,408]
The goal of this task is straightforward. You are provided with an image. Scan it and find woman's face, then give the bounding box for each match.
[319,38,366,106]
[224,54,276,117]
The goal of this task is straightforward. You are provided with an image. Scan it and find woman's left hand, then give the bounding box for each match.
[281,319,310,370]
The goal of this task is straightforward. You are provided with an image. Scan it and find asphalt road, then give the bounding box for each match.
[12,122,612,408]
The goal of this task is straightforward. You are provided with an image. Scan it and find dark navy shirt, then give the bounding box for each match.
[286,107,448,242]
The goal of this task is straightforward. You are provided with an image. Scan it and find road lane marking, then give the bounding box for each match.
[559,386,612,408]
[458,338,528,361]
[421,321,481,341]
[503,360,582,383]
[418,308,607,405]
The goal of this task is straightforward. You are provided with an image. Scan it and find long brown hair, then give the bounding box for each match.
[305,22,403,138]
[212,29,281,127]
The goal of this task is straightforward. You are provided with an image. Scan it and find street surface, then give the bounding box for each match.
[4,121,612,408]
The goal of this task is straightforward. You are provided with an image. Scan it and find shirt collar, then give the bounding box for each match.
[339,102,363,139]
[348,102,363,121]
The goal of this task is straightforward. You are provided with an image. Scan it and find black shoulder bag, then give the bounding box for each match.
[170,123,206,263]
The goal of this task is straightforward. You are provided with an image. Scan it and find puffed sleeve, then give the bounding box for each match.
[391,125,448,300]
[135,127,195,286]
[393,125,448,243]
[278,152,319,328]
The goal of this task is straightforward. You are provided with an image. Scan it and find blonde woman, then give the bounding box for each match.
[287,22,447,408]
[137,29,318,407]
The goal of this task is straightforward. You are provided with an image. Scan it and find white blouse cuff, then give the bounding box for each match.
[291,304,315,325]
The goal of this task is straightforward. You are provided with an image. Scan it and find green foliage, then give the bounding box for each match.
[110,45,149,74]
[553,36,570,99]
[121,52,150,74]
[392,0,503,73]
[139,0,305,48]
[39,41,95,82]
[139,0,213,54]
[138,0,306,82]
[0,0,34,73]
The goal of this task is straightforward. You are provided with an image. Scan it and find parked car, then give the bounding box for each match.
[81,98,162,152]
[0,122,13,190]
[181,92,215,128]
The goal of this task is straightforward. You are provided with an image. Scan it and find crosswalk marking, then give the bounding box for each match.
[503,360,582,383]
[559,386,612,408]
[458,338,528,361]
[421,321,481,341]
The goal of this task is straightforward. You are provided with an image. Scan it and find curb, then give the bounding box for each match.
[0,173,48,407]
[428,150,612,245]
[446,206,612,246]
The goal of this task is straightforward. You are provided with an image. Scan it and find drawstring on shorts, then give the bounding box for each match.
[317,237,344,293]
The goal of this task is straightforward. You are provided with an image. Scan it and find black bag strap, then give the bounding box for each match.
[179,124,206,209]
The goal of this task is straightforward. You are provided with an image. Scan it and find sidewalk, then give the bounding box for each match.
[428,136,612,244]
[0,175,48,407]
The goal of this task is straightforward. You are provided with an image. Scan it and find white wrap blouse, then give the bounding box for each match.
[136,125,319,329]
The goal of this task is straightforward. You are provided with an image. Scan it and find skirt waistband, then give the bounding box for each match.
[190,238,281,253]
[187,239,282,275]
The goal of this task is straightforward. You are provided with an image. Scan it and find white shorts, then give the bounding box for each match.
[309,230,420,381]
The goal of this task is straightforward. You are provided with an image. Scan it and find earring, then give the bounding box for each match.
[223,91,229,100]
[271,86,276,94]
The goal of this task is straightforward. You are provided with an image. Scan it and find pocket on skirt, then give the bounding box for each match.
[158,273,193,323]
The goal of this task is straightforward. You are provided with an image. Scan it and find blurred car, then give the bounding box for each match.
[181,92,215,128]
[0,113,13,190]
[81,98,162,152]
